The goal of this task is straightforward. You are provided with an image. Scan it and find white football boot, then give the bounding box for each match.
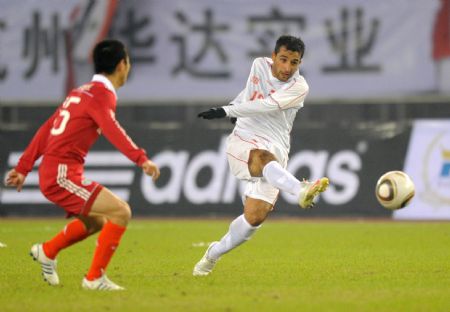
[82,274,125,291]
[30,243,60,286]
[193,241,219,276]
[299,177,329,209]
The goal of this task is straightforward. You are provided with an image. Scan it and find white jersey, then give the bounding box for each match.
[223,57,309,153]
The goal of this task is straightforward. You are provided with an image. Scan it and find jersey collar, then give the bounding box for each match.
[91,74,118,99]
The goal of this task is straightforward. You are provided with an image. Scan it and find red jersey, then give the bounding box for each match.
[15,75,148,176]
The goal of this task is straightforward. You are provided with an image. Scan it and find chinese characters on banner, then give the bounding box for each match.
[0,0,442,102]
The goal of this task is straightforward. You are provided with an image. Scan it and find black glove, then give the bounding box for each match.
[197,107,226,119]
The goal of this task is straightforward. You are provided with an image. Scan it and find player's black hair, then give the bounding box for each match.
[274,35,305,58]
[93,39,128,74]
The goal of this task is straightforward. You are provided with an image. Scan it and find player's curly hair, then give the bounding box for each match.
[93,39,128,74]
[274,35,305,58]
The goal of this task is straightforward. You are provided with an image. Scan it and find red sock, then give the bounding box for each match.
[42,219,89,260]
[85,221,126,281]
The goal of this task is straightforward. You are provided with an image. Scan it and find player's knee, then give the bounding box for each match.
[114,200,132,224]
[245,214,264,226]
[120,201,132,221]
[246,211,269,226]
[245,207,271,226]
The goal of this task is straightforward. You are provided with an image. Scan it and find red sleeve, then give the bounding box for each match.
[88,92,149,166]
[15,111,57,176]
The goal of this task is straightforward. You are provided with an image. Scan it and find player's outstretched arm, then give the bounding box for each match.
[141,160,160,182]
[4,169,25,192]
[15,112,57,177]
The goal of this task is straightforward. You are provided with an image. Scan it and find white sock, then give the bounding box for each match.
[262,161,302,198]
[208,214,258,260]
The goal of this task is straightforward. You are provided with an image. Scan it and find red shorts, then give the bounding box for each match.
[39,157,103,217]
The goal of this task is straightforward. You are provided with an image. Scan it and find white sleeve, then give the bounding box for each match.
[223,96,279,117]
[230,89,245,105]
[270,77,309,109]
[223,78,309,117]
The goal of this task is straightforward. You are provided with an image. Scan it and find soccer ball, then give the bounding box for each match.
[375,171,415,210]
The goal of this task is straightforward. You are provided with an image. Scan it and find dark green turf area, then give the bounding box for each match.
[0,219,449,311]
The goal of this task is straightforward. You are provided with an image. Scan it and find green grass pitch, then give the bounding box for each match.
[0,218,449,311]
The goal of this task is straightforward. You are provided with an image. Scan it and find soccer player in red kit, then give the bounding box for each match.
[5,39,160,290]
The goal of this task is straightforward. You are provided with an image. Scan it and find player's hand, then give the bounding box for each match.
[197,107,226,119]
[142,160,160,181]
[4,169,25,192]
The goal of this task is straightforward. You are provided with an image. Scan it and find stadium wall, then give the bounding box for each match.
[2,102,449,219]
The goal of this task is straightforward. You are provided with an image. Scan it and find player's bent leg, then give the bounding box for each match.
[262,160,302,198]
[83,187,130,290]
[31,219,92,286]
[30,191,108,287]
[193,198,270,276]
[30,243,59,286]
[261,160,329,209]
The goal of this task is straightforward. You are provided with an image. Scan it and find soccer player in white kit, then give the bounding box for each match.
[193,35,329,276]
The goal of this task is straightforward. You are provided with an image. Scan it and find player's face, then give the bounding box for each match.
[118,56,131,86]
[271,46,301,82]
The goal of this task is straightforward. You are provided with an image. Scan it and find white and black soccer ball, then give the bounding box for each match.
[375,171,415,210]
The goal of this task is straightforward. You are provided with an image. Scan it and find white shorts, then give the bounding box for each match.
[226,129,288,205]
